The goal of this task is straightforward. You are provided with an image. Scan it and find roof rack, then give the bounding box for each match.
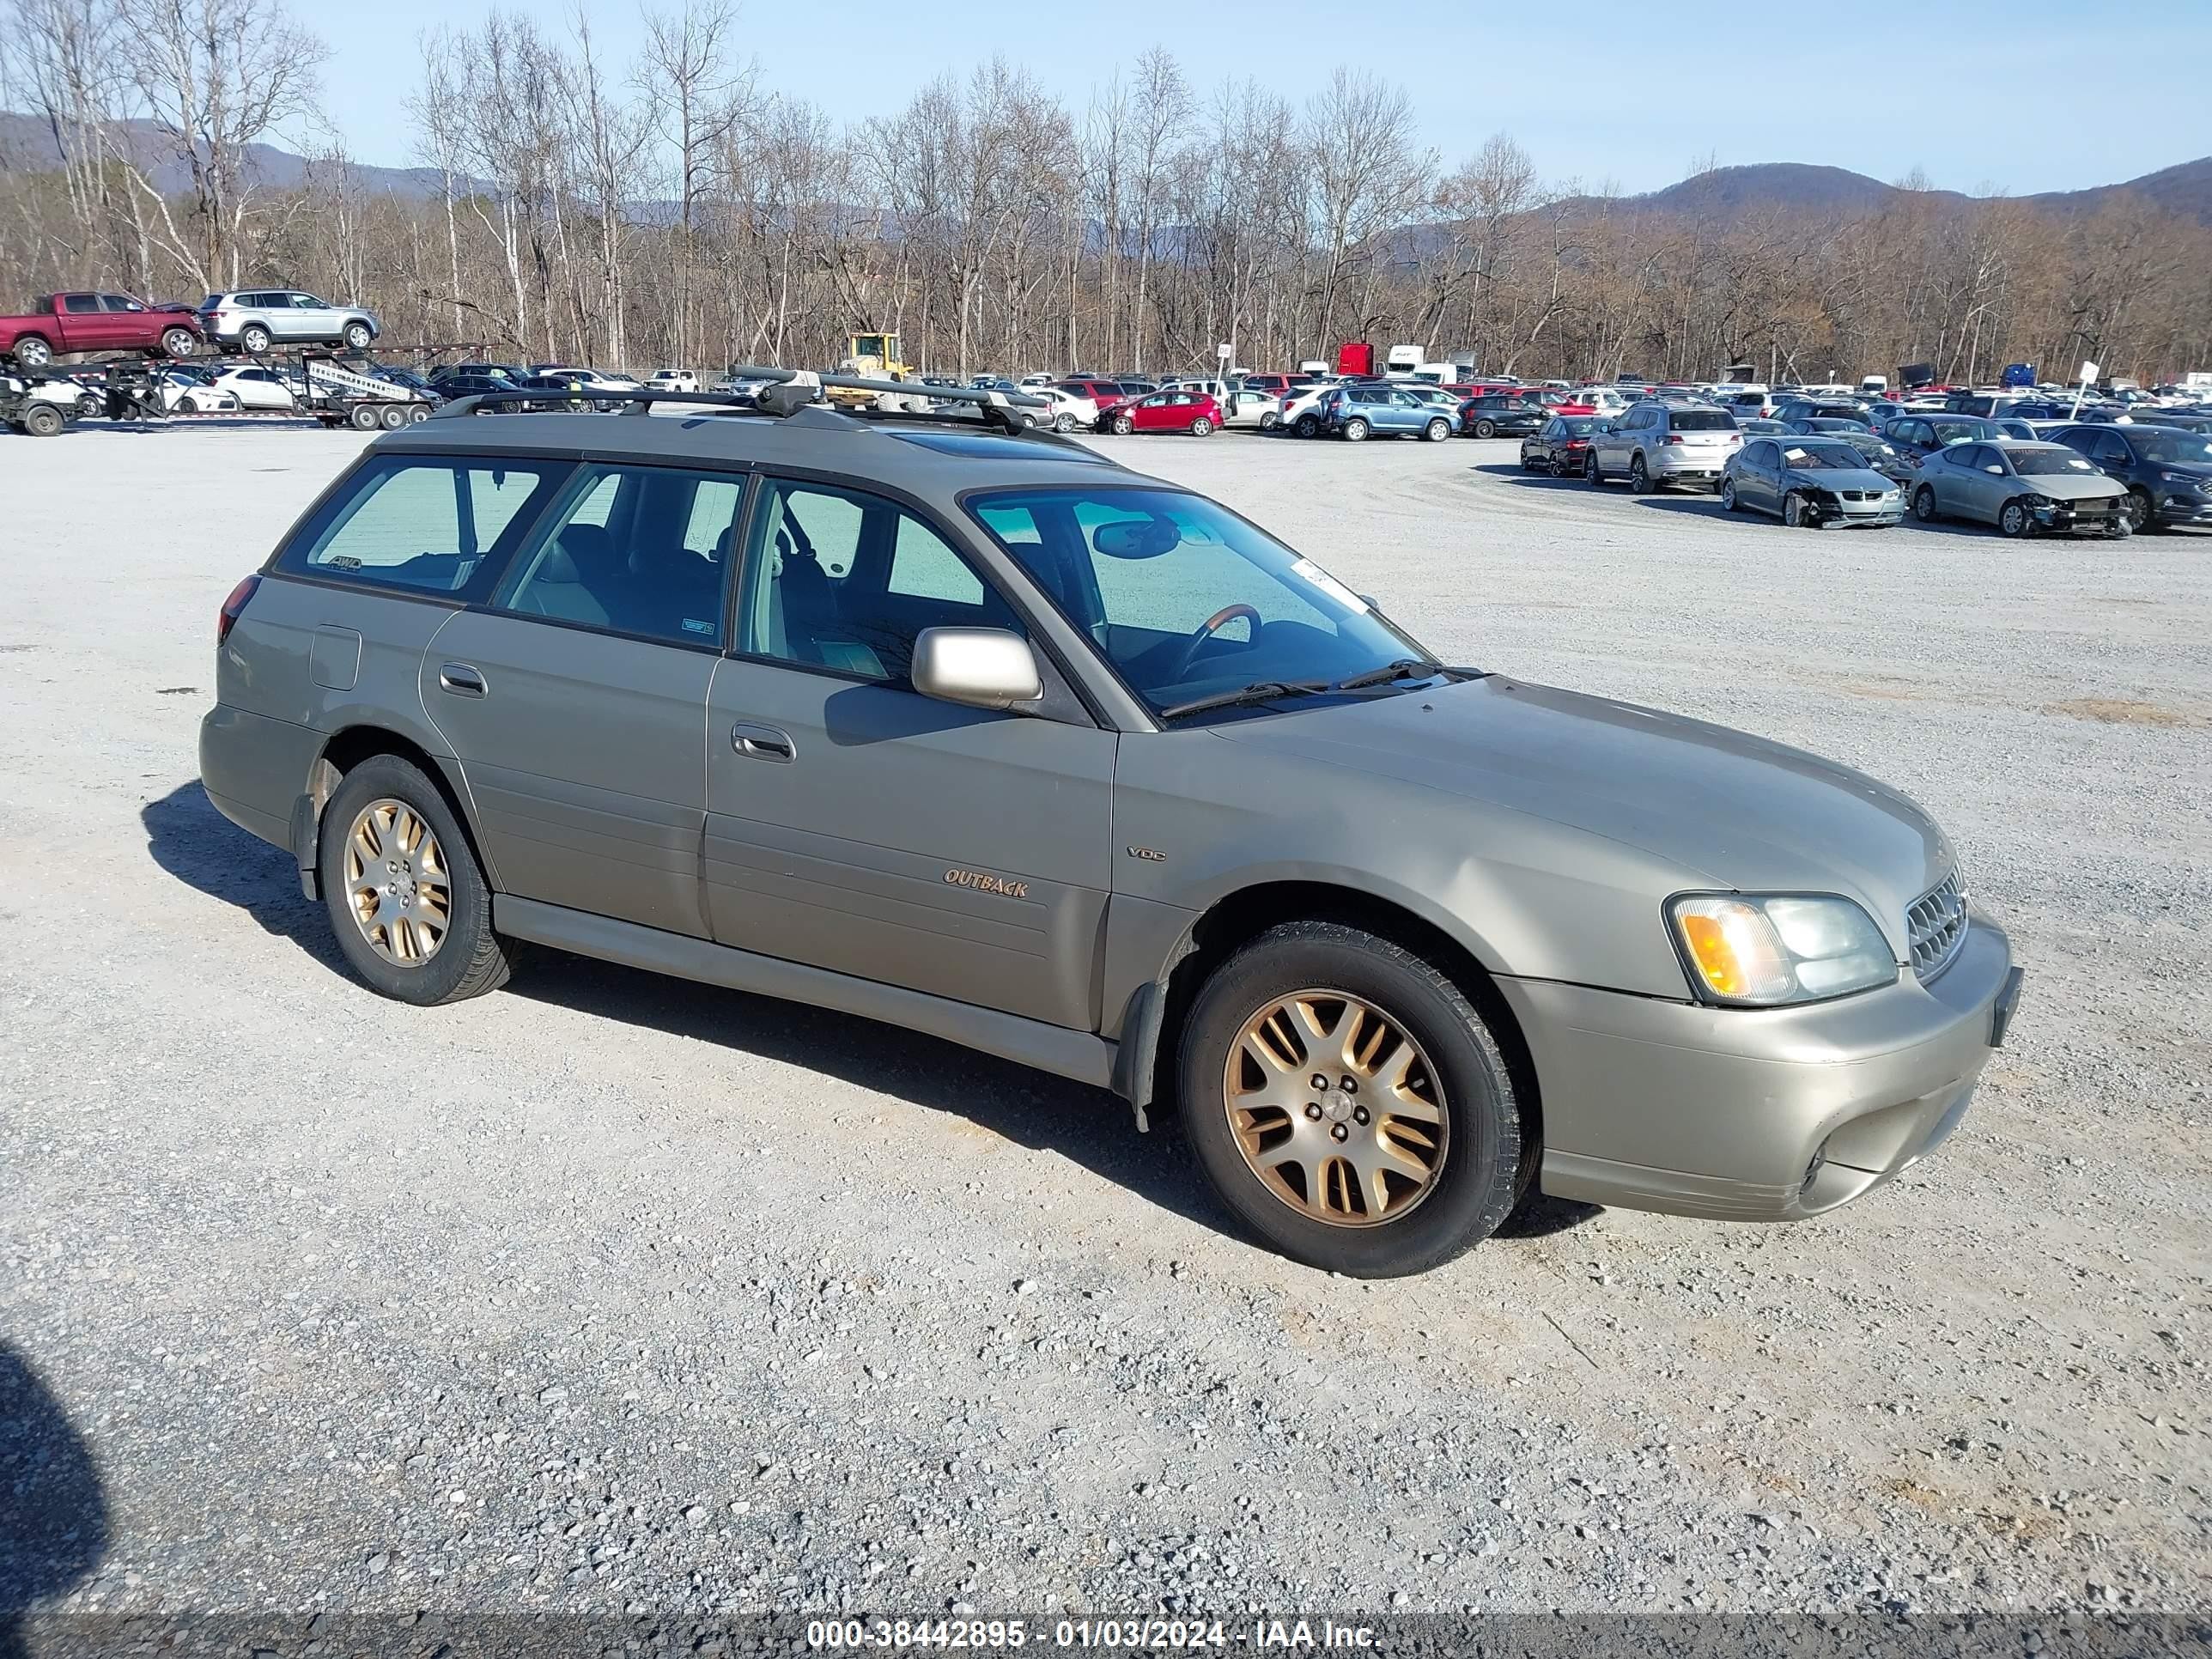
[431,367,1052,435]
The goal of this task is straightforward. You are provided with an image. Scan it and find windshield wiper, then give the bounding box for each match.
[1156,680,1328,721]
[1328,659,1483,692]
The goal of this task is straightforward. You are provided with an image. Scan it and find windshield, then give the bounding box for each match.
[969,487,1430,718]
[1838,432,1898,458]
[1779,443,1869,471]
[2010,450,2100,477]
[2134,432,2212,465]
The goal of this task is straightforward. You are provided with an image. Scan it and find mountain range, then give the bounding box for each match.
[6,112,2209,228]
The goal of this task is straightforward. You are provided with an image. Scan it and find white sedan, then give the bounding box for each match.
[1015,386,1097,432]
[150,371,240,413]
[210,365,300,410]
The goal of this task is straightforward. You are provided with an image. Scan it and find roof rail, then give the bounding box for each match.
[428,368,1057,435]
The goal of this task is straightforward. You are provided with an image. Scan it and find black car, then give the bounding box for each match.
[1771,397,1871,427]
[1460,392,1548,439]
[1781,416,1872,437]
[1880,412,2010,465]
[2050,422,2212,532]
[428,362,522,386]
[1518,414,1607,475]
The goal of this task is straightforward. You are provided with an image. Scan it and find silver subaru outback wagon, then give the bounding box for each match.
[200,384,2023,1277]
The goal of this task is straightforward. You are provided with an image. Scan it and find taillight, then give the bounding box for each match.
[218,574,260,645]
[1662,434,1685,444]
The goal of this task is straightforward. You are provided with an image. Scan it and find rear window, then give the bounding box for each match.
[278,454,568,599]
[1668,410,1736,430]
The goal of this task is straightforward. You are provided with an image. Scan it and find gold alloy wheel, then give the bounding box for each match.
[1224,990,1449,1227]
[342,798,451,967]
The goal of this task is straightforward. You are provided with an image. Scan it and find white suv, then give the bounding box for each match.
[1587,400,1743,491]
[200,291,380,355]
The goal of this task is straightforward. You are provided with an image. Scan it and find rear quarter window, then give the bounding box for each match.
[276,454,568,600]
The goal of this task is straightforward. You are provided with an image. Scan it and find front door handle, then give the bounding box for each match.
[730,721,795,762]
[438,662,486,697]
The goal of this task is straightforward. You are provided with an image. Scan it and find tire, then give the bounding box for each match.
[1293,413,1320,439]
[240,324,271,356]
[1911,484,1938,523]
[76,393,101,418]
[159,326,198,359]
[318,754,514,1007]
[405,403,431,423]
[1630,454,1653,494]
[1112,414,1134,435]
[1259,410,1280,430]
[1784,490,1812,528]
[349,404,380,431]
[1188,416,1213,436]
[2123,488,2153,533]
[1054,412,1076,433]
[342,320,374,351]
[1585,452,1603,485]
[2104,514,2134,540]
[1473,419,1497,439]
[378,403,407,429]
[1720,477,1740,513]
[1176,921,1523,1279]
[21,402,64,437]
[1998,498,2034,539]
[1425,417,1450,442]
[12,336,53,369]
[1342,417,1370,442]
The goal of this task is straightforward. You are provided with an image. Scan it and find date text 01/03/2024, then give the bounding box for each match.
[803,1618,1377,1649]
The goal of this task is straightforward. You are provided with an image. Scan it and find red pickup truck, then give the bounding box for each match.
[0,291,204,369]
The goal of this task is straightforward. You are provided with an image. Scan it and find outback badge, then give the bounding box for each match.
[944,867,1029,900]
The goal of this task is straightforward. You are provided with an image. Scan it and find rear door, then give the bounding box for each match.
[422,462,745,937]
[702,476,1115,1030]
[57,292,109,351]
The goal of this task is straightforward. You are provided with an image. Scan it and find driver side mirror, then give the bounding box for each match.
[1985,465,2005,475]
[911,628,1042,712]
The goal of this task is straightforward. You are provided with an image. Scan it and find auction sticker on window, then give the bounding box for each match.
[1290,557,1366,611]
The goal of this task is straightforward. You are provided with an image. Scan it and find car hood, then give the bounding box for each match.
[1212,677,1951,949]
[1785,465,1898,493]
[2021,472,2124,501]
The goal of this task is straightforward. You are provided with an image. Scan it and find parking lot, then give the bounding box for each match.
[3,420,2208,1632]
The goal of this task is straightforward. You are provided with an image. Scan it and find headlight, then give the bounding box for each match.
[1668,894,1896,1006]
[2160,470,2204,488]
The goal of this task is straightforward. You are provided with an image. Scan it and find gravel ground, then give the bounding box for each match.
[1,418,2207,1650]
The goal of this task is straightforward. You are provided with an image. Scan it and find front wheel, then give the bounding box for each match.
[1425,417,1450,442]
[1111,414,1134,435]
[1721,477,1740,513]
[240,324,271,355]
[1178,921,1524,1278]
[1259,410,1280,430]
[319,755,514,1006]
[1585,452,1603,484]
[1188,416,1213,436]
[1783,490,1809,527]
[1630,454,1653,494]
[1911,484,1938,522]
[2123,488,2153,533]
[159,326,198,358]
[342,320,374,351]
[1341,417,1369,442]
[1998,498,2034,539]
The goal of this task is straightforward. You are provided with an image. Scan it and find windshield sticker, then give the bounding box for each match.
[1291,557,1367,612]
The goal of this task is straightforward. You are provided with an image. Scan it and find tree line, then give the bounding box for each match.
[5,0,2210,386]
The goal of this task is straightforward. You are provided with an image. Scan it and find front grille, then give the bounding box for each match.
[1907,875,1969,981]
[1841,489,1878,501]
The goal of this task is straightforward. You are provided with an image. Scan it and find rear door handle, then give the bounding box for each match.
[730,722,795,762]
[439,662,486,697]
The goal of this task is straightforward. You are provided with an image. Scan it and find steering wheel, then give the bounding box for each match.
[1168,604,1263,683]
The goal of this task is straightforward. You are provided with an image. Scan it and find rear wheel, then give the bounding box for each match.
[12,336,53,369]
[21,402,64,437]
[319,756,514,1006]
[1425,416,1450,442]
[240,323,271,355]
[1054,412,1077,433]
[1473,418,1497,439]
[1293,412,1321,439]
[1188,416,1213,436]
[1341,417,1370,442]
[378,403,407,429]
[405,403,431,423]
[1178,921,1523,1279]
[343,320,374,351]
[349,404,380,431]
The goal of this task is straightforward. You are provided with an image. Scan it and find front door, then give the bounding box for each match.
[703,477,1115,1030]
[422,460,746,938]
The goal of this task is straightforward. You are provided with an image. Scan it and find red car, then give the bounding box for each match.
[0,290,204,368]
[1094,388,1222,435]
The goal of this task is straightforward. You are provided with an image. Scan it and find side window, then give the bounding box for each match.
[2092,431,2131,465]
[282,456,567,598]
[1744,442,1773,467]
[500,464,743,646]
[62,294,99,313]
[101,294,144,312]
[737,479,1018,684]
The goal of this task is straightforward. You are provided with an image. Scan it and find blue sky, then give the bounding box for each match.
[310,0,2210,196]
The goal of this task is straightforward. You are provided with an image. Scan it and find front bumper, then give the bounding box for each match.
[1499,917,2017,1223]
[2154,492,2212,525]
[2031,497,2124,534]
